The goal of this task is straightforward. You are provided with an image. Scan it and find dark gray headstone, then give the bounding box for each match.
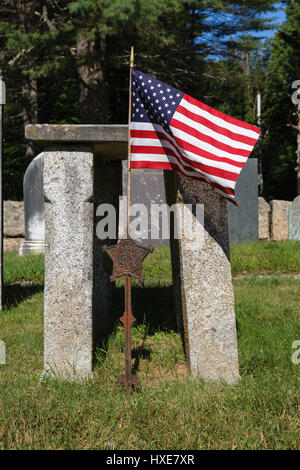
[227,158,258,244]
[122,158,258,246]
[19,153,45,255]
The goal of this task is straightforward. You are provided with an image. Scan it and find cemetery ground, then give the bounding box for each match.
[0,241,299,450]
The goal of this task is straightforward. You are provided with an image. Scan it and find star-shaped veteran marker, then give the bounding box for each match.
[102,237,153,284]
[102,237,153,397]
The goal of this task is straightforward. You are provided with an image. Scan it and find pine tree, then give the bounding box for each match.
[262,0,300,199]
[0,0,277,199]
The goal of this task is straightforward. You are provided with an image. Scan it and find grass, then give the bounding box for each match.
[3,240,300,285]
[0,242,299,450]
[3,252,44,284]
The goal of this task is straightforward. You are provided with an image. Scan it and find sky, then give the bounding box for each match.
[255,2,286,40]
[200,2,287,60]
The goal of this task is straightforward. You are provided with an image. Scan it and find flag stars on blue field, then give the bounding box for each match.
[131,69,183,131]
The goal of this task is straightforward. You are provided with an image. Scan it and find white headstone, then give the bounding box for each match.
[19,153,45,255]
[0,340,6,364]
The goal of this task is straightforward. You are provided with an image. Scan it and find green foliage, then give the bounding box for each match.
[2,76,27,200]
[261,0,300,200]
[0,0,278,199]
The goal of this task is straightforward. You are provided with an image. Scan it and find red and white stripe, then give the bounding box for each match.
[130,94,260,205]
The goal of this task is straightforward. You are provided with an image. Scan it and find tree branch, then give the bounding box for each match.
[41,5,57,31]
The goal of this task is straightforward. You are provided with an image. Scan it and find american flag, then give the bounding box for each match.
[130,68,261,205]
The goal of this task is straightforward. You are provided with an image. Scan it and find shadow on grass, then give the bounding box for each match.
[95,285,177,373]
[114,285,177,334]
[3,283,44,309]
[132,345,152,375]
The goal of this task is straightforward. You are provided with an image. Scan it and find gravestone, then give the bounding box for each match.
[19,153,45,255]
[227,158,258,244]
[165,172,240,384]
[288,196,300,240]
[258,197,270,240]
[4,201,24,237]
[3,200,24,252]
[26,123,240,384]
[122,159,258,245]
[270,200,292,241]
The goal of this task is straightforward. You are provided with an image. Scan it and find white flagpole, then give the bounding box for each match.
[257,89,263,195]
[0,77,6,311]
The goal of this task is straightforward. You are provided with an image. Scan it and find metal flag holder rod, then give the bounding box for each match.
[102,47,153,398]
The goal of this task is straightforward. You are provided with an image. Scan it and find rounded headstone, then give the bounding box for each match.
[19,153,45,255]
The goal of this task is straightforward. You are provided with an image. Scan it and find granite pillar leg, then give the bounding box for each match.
[164,172,240,384]
[43,145,95,380]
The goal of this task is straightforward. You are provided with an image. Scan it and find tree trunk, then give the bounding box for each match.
[77,33,109,124]
[22,78,38,159]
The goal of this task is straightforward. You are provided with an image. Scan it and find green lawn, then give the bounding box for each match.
[0,242,299,450]
[230,240,300,276]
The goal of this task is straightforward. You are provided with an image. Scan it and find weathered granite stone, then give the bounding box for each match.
[27,123,240,384]
[26,124,128,160]
[288,196,300,240]
[0,79,5,310]
[3,237,24,252]
[42,144,121,380]
[165,171,240,384]
[270,200,292,241]
[43,145,95,380]
[258,197,270,240]
[25,124,128,143]
[19,153,45,255]
[3,201,24,237]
